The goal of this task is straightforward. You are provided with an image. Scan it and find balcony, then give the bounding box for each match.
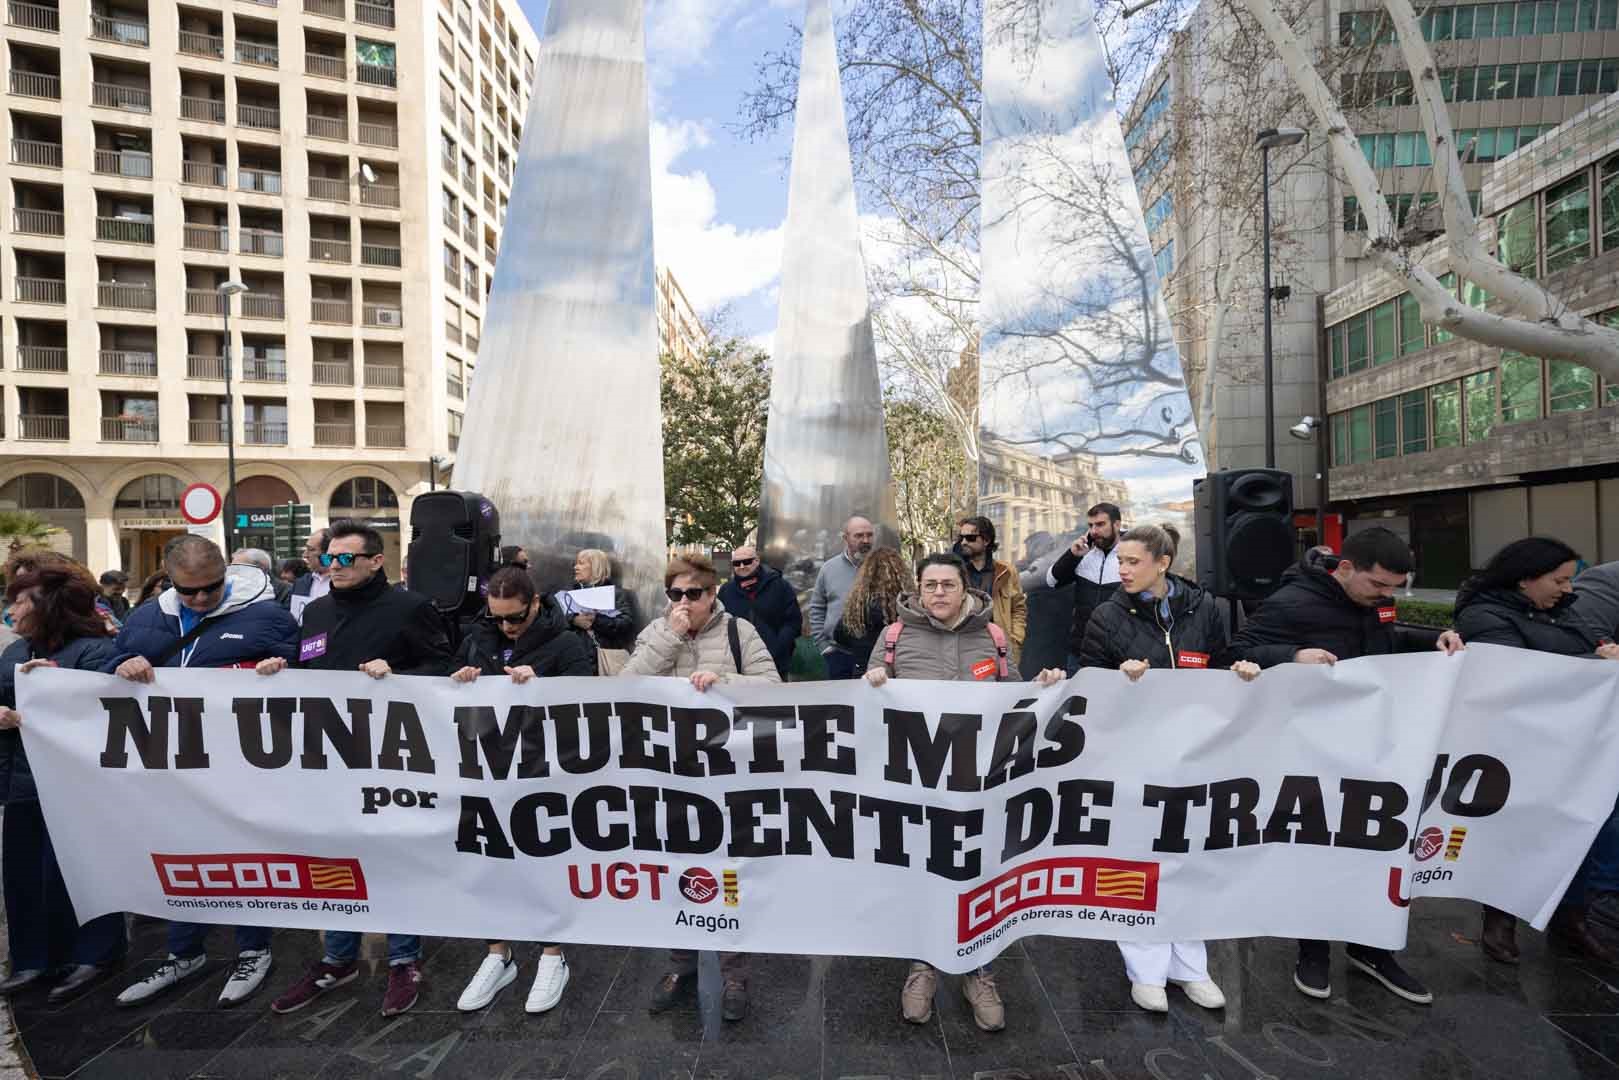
[365,424,405,447]
[483,242,496,264]
[240,294,284,319]
[186,288,224,315]
[360,242,400,268]
[235,40,278,68]
[16,277,65,304]
[182,160,226,187]
[311,298,352,323]
[309,176,349,202]
[312,360,353,385]
[7,1,58,31]
[186,354,224,379]
[181,96,226,124]
[237,102,280,130]
[465,332,478,352]
[92,82,152,113]
[439,92,455,122]
[307,114,348,141]
[239,227,284,257]
[188,418,224,443]
[441,205,457,231]
[16,345,66,371]
[18,414,68,441]
[447,374,463,399]
[12,208,63,236]
[445,323,461,345]
[303,0,343,16]
[310,237,351,262]
[441,147,456,173]
[241,357,286,382]
[442,263,458,288]
[94,148,153,178]
[357,62,395,88]
[306,52,344,79]
[96,217,155,245]
[99,281,156,309]
[497,161,509,185]
[91,13,148,45]
[239,167,281,194]
[354,0,393,27]
[482,145,494,168]
[459,114,475,141]
[9,70,59,99]
[314,421,354,446]
[483,192,495,216]
[357,121,397,148]
[99,350,157,376]
[101,415,158,442]
[183,223,227,251]
[10,139,61,169]
[363,362,404,386]
[360,183,399,208]
[243,420,287,445]
[178,29,223,58]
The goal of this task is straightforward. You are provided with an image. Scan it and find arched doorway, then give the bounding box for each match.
[229,474,300,555]
[115,474,185,581]
[0,473,86,561]
[330,476,402,576]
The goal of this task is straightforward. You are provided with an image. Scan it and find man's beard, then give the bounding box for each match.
[849,547,869,566]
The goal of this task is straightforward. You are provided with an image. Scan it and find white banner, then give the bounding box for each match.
[17,644,1619,974]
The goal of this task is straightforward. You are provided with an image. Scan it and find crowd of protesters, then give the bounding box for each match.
[1,507,1618,1035]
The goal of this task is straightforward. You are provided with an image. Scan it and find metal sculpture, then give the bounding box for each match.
[757,0,900,592]
[454,0,666,627]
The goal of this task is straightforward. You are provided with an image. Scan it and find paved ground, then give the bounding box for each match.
[5,901,1619,1079]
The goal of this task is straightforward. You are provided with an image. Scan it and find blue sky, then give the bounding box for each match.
[515,0,807,346]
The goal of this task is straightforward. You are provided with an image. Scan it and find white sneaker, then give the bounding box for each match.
[457,950,517,1012]
[117,953,208,1007]
[1130,982,1169,1012]
[1174,978,1226,1009]
[218,950,272,1007]
[526,953,569,1014]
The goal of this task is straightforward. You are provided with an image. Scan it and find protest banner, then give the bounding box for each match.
[17,643,1619,974]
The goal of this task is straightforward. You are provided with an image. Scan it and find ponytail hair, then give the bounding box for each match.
[1119,523,1180,566]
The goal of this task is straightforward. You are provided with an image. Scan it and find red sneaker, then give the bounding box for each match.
[270,960,358,1015]
[381,962,422,1016]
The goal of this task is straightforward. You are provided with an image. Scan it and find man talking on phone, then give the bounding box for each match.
[1047,502,1123,675]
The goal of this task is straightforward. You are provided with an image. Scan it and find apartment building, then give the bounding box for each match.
[977,434,1132,564]
[0,0,538,576]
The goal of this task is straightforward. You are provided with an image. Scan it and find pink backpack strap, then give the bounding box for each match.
[881,620,904,673]
[984,622,1010,679]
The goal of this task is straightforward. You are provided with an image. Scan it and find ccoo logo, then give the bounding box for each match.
[679,868,719,904]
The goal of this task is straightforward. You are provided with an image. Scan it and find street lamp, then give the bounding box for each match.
[1255,126,1307,469]
[218,280,250,555]
[428,455,447,491]
[1289,415,1321,440]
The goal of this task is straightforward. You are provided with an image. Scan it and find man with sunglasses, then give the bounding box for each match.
[716,544,802,679]
[256,520,454,1019]
[109,535,300,1009]
[952,517,1027,664]
[284,527,333,625]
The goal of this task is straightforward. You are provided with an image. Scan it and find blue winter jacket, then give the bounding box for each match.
[112,564,300,671]
[0,634,122,804]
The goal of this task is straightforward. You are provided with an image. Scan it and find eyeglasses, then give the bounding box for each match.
[957,534,982,544]
[172,578,225,596]
[920,580,962,593]
[665,586,709,602]
[486,605,532,625]
[731,557,757,568]
[319,552,374,568]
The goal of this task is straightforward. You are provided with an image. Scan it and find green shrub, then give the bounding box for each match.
[1397,599,1455,628]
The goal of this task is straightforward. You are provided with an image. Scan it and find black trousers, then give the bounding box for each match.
[2,801,126,971]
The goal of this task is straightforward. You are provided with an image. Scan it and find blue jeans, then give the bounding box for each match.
[2,800,126,970]
[322,930,420,967]
[1065,653,1082,678]
[1567,792,1619,904]
[167,920,272,960]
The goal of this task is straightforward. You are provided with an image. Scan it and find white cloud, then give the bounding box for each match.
[651,118,785,315]
[646,0,798,72]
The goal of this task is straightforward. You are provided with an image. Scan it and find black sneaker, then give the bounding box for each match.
[1345,946,1432,1005]
[721,979,748,1022]
[1293,947,1330,1000]
[648,971,695,1014]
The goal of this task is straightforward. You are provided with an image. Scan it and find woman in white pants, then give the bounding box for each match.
[1074,523,1261,1012]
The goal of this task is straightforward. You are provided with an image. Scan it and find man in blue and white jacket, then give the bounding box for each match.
[107,534,300,1010]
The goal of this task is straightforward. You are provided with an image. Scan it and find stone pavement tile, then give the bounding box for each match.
[819,955,952,1080]
[63,1008,266,1080]
[1018,936,1137,1013]
[1548,1015,1619,1068]
[687,952,824,1080]
[1057,1009,1225,1080]
[927,954,1085,1079]
[312,1011,489,1079]
[558,1011,701,1080]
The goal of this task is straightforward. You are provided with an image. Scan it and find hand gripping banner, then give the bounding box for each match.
[17,644,1619,974]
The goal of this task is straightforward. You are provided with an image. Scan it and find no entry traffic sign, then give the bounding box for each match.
[180,483,224,526]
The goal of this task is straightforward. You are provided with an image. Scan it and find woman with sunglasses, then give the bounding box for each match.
[621,553,779,1023]
[0,563,128,1000]
[450,567,592,1015]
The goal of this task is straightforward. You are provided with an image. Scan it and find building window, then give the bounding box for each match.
[114,474,181,510]
[1330,322,1346,378]
[1348,404,1373,463]
[1154,240,1174,280]
[1144,191,1173,232]
[1332,411,1349,466]
[1374,397,1399,458]
[1601,157,1619,252]
[1462,279,1490,311]
[332,477,398,510]
[1345,310,1369,373]
[1371,299,1397,366]
[1497,199,1539,278]
[1431,382,1463,447]
[1124,80,1169,151]
[1549,359,1597,413]
[1544,173,1592,273]
[1401,389,1429,453]
[1398,292,1424,355]
[1464,369,1498,443]
[1499,352,1543,422]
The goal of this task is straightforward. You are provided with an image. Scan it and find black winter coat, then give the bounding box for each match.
[1453,583,1599,656]
[1049,544,1122,657]
[1216,560,1440,669]
[574,581,638,651]
[1077,575,1231,671]
[0,634,122,804]
[833,597,893,673]
[718,566,803,678]
[296,572,455,675]
[456,595,596,677]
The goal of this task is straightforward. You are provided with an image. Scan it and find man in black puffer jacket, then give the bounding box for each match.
[1218,526,1463,1010]
[717,544,802,679]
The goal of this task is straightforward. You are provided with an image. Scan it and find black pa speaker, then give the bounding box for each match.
[1194,469,1294,601]
[407,491,501,616]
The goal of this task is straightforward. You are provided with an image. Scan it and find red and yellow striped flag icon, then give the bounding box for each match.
[1093,868,1148,901]
[1444,827,1467,861]
[308,863,358,891]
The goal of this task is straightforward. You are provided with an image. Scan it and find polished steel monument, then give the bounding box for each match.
[454,0,666,627]
[757,0,899,590]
